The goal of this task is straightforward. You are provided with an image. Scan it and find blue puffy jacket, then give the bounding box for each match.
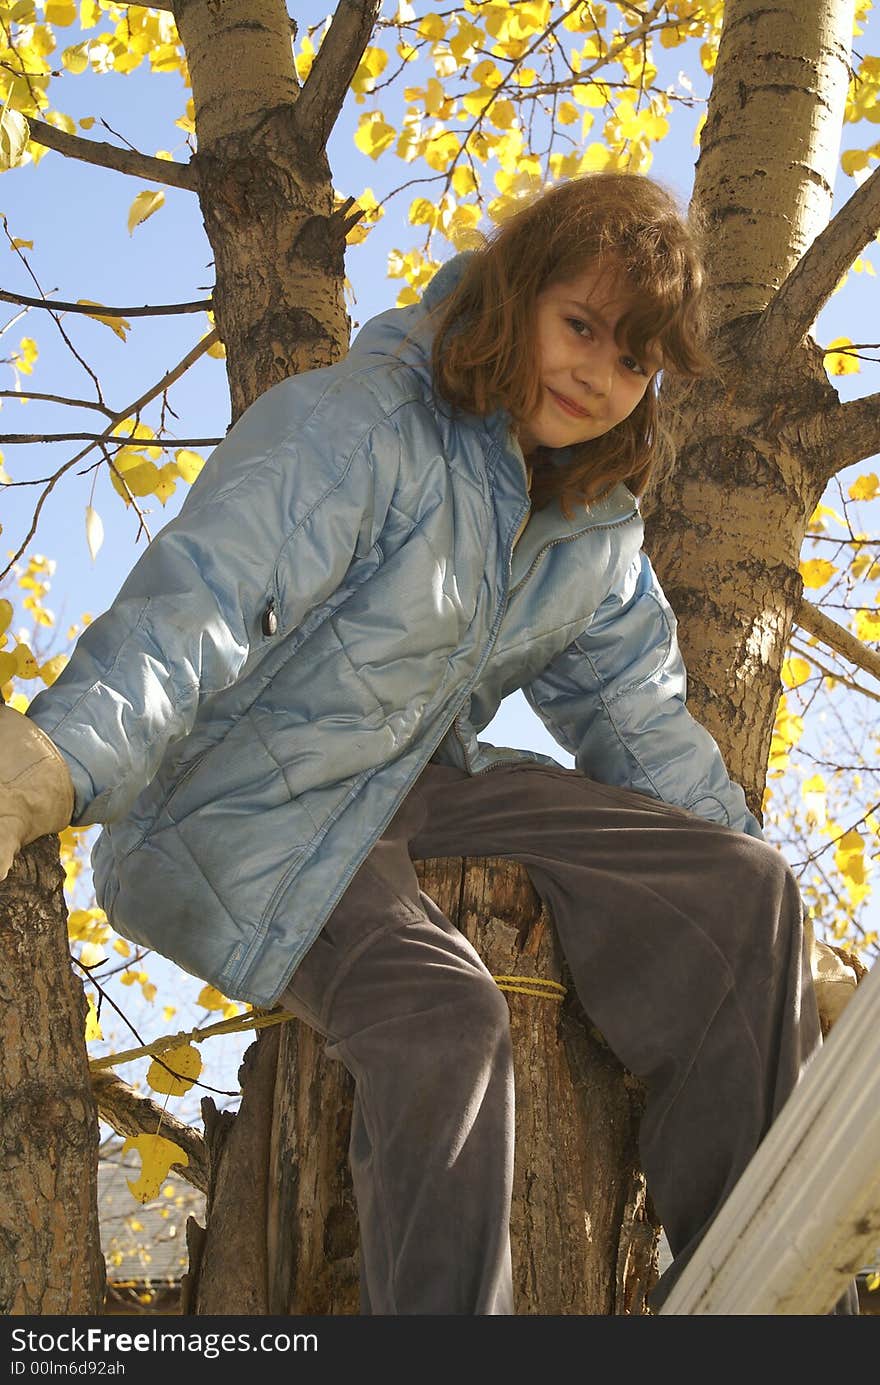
[27,252,763,1007]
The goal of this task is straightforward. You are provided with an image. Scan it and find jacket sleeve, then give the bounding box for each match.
[26,377,377,827]
[521,549,765,840]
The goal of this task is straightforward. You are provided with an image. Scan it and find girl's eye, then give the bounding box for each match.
[621,354,647,376]
[567,317,593,338]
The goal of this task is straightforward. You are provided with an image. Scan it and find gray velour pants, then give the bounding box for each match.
[279,759,858,1316]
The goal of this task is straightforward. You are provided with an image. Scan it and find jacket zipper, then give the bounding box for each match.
[255,497,533,958]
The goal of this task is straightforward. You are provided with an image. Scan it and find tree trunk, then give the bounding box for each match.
[641,0,855,808]
[174,0,375,422]
[0,836,104,1314]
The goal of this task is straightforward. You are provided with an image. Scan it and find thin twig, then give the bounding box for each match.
[0,288,212,317]
[0,390,114,414]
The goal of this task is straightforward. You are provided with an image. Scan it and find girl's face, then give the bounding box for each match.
[516,263,661,458]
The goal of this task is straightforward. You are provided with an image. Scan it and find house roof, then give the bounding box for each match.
[99,1150,204,1286]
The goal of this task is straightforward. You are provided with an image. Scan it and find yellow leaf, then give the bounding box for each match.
[799,558,838,588]
[0,600,11,636]
[0,107,29,172]
[408,197,438,227]
[154,462,178,505]
[294,35,314,82]
[78,940,105,968]
[175,449,204,484]
[802,773,827,829]
[62,43,89,74]
[197,983,231,1011]
[573,82,609,109]
[424,130,460,171]
[354,112,396,160]
[124,460,161,497]
[841,147,870,176]
[418,14,446,40]
[77,299,129,341]
[489,99,515,129]
[122,1133,189,1204]
[10,238,33,249]
[848,472,879,501]
[113,938,131,956]
[834,829,867,888]
[127,188,165,235]
[854,609,880,643]
[39,653,67,687]
[12,336,38,375]
[452,165,478,197]
[781,656,811,689]
[45,0,76,23]
[0,650,19,689]
[807,502,846,530]
[824,336,860,375]
[14,642,39,679]
[146,1042,202,1097]
[84,993,102,1042]
[352,45,388,94]
[85,504,103,561]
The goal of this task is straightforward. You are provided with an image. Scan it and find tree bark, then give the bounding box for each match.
[0,837,104,1314]
[174,0,379,422]
[641,0,859,816]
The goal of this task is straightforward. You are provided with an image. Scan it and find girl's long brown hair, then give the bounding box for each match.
[428,172,712,516]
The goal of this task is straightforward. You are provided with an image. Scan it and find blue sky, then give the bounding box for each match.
[2,1,878,1113]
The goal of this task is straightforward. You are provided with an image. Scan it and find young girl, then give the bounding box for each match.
[1,172,857,1315]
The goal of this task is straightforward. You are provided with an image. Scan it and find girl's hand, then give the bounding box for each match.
[0,704,75,883]
[804,915,863,1037]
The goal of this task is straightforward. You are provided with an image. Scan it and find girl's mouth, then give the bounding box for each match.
[549,388,591,419]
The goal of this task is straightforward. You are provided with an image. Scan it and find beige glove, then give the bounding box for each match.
[0,704,75,883]
[804,915,863,1037]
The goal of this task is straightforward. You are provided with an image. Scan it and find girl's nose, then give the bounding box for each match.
[576,353,613,398]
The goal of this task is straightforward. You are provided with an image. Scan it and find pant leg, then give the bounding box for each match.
[407,759,858,1314]
[278,791,515,1316]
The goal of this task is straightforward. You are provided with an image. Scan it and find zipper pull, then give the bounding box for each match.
[261,596,278,637]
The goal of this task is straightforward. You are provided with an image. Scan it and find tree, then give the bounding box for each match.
[0,0,877,1314]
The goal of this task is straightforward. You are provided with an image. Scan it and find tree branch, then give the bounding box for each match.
[91,1070,209,1195]
[27,118,197,191]
[1,433,221,446]
[795,599,880,689]
[756,165,880,363]
[0,288,211,317]
[805,390,880,473]
[294,0,383,149]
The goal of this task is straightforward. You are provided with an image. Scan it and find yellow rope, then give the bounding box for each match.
[88,974,567,1073]
[492,975,567,1000]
